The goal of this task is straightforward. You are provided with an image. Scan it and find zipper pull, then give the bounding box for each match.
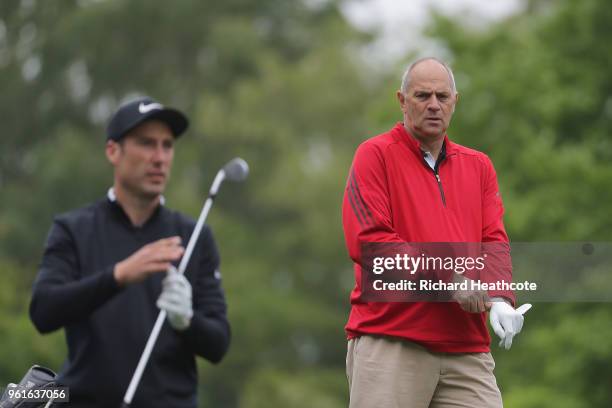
[436,174,441,182]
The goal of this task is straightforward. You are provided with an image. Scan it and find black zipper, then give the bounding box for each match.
[434,170,446,206]
[421,144,447,207]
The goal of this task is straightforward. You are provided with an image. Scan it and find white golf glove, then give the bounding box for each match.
[489,299,532,350]
[156,266,194,331]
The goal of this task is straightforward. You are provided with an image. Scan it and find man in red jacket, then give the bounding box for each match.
[343,58,527,407]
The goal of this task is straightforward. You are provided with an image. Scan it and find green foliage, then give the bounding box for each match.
[0,0,611,406]
[240,368,347,408]
[0,259,65,383]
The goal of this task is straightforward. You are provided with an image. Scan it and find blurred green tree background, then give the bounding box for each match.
[0,0,610,406]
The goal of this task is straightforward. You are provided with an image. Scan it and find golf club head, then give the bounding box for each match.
[223,158,249,182]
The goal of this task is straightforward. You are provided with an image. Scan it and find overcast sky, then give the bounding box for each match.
[341,0,523,62]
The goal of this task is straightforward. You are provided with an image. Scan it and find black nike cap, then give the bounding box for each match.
[106,96,189,141]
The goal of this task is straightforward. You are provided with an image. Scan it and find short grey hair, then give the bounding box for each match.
[400,57,457,94]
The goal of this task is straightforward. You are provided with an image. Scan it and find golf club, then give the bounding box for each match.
[121,157,249,407]
[0,365,57,408]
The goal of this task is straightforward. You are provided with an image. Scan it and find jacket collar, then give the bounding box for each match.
[107,187,165,206]
[106,187,164,228]
[391,122,456,159]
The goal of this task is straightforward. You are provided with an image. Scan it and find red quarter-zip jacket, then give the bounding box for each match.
[342,123,514,352]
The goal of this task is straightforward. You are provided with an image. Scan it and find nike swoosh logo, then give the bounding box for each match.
[138,102,163,113]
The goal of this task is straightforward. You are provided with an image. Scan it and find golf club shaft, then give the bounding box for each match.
[121,310,167,405]
[177,200,211,273]
[122,171,225,406]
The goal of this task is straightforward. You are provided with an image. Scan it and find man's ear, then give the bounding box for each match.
[452,92,460,113]
[105,140,121,165]
[397,90,407,111]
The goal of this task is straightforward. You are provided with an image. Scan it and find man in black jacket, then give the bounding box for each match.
[29,97,231,408]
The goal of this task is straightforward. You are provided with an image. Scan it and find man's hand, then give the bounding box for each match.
[113,236,184,286]
[451,274,490,313]
[489,299,531,349]
[156,266,193,331]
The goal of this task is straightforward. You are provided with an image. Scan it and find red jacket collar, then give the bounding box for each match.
[391,122,455,158]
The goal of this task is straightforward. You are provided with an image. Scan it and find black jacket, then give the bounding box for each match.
[30,196,230,408]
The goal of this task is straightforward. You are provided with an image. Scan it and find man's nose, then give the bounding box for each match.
[427,96,441,111]
[152,145,168,162]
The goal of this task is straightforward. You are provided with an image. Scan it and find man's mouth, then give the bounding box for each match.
[146,172,166,180]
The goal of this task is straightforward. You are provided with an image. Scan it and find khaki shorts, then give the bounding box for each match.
[346,336,503,408]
